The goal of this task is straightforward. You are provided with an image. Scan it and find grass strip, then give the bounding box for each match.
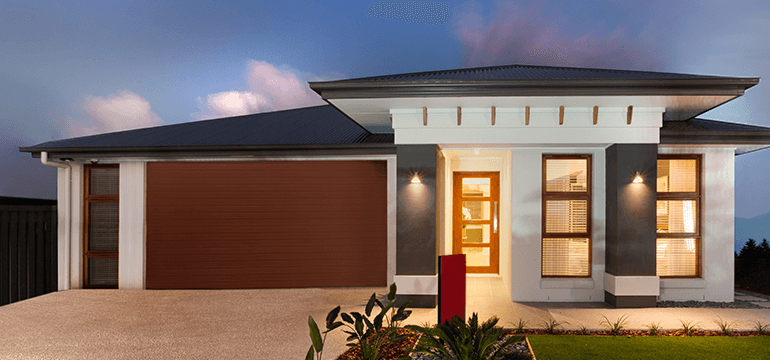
[527,335,770,360]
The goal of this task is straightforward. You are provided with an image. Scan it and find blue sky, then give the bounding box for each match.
[2,0,770,218]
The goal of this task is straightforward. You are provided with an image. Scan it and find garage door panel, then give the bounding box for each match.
[146,160,388,289]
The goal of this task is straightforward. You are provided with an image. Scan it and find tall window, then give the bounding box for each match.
[656,155,701,277]
[84,165,119,288]
[542,155,591,277]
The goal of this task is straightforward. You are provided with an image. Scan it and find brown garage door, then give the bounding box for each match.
[145,161,387,289]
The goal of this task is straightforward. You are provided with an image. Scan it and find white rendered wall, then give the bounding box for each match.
[657,147,736,302]
[119,162,146,289]
[509,148,607,301]
[69,164,84,289]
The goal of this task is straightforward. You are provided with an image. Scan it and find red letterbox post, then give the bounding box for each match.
[438,254,466,324]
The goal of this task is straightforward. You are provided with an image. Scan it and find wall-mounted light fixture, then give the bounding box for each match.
[411,175,421,184]
[633,174,643,183]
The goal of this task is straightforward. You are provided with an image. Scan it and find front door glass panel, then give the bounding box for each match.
[453,172,500,274]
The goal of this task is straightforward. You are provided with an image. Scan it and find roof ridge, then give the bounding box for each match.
[329,63,723,82]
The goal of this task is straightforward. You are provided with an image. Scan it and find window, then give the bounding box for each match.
[542,155,591,277]
[657,155,701,277]
[84,165,119,288]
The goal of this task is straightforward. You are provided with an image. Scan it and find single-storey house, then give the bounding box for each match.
[20,64,770,308]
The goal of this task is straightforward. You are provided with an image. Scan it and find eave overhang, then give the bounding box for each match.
[19,143,396,160]
[309,77,759,99]
[660,129,770,155]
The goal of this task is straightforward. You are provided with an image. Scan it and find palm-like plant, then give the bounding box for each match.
[403,313,525,360]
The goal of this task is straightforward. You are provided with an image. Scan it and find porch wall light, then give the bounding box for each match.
[411,176,421,184]
[633,174,643,183]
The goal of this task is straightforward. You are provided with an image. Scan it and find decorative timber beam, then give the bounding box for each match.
[593,106,598,125]
[457,106,462,126]
[423,107,427,126]
[491,106,496,125]
[559,106,564,125]
[627,105,633,125]
[525,106,530,125]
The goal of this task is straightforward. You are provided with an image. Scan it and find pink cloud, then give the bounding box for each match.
[64,90,164,137]
[197,60,327,119]
[454,1,663,70]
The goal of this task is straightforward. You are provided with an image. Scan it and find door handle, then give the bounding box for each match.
[493,201,498,234]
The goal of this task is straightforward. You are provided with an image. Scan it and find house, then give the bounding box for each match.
[20,64,770,308]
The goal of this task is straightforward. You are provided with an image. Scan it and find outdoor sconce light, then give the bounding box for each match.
[411,175,421,184]
[633,174,643,183]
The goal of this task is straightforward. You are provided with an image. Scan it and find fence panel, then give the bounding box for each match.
[0,198,57,306]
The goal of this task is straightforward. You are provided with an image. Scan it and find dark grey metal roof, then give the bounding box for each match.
[21,105,394,155]
[310,64,759,101]
[331,64,723,82]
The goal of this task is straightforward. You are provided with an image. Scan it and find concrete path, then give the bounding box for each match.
[1,281,769,359]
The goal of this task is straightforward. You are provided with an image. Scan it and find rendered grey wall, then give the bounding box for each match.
[396,145,438,275]
[605,144,657,276]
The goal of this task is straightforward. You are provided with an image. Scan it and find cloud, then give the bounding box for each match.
[197,60,327,119]
[453,1,663,70]
[366,1,451,25]
[65,90,164,137]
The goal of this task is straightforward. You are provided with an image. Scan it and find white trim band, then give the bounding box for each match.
[604,273,660,296]
[394,275,438,295]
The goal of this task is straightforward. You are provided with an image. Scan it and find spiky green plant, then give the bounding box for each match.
[403,313,525,360]
[645,322,662,335]
[679,320,700,336]
[753,321,769,334]
[510,318,528,333]
[599,314,630,334]
[714,316,737,334]
[578,324,589,335]
[540,319,566,334]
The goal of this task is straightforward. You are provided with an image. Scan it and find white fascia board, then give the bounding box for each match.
[395,127,660,145]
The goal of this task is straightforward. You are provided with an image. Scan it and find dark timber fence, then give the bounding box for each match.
[0,196,57,306]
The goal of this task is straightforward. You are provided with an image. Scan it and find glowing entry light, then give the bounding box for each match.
[411,176,421,184]
[633,174,643,183]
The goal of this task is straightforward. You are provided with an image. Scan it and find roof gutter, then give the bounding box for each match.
[309,77,760,99]
[40,152,71,291]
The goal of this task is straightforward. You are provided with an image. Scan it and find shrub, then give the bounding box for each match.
[306,283,411,360]
[714,316,737,334]
[599,314,630,334]
[679,320,700,336]
[404,313,527,360]
[510,318,527,333]
[540,319,566,334]
[753,321,769,334]
[645,322,662,335]
[306,306,343,360]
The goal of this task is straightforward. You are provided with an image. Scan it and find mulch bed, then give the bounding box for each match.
[335,329,419,360]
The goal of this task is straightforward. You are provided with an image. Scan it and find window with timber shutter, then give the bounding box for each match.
[657,155,701,277]
[542,155,592,277]
[84,165,119,287]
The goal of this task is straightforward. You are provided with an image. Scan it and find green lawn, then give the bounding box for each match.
[527,335,770,360]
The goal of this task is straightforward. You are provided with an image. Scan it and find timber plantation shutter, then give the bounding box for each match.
[542,155,591,277]
[656,156,701,277]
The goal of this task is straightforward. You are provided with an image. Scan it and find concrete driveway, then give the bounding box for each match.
[0,287,430,360]
[2,281,770,359]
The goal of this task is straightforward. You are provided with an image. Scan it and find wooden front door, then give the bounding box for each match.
[453,172,500,274]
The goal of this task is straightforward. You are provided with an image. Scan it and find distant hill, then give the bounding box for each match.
[735,213,770,253]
